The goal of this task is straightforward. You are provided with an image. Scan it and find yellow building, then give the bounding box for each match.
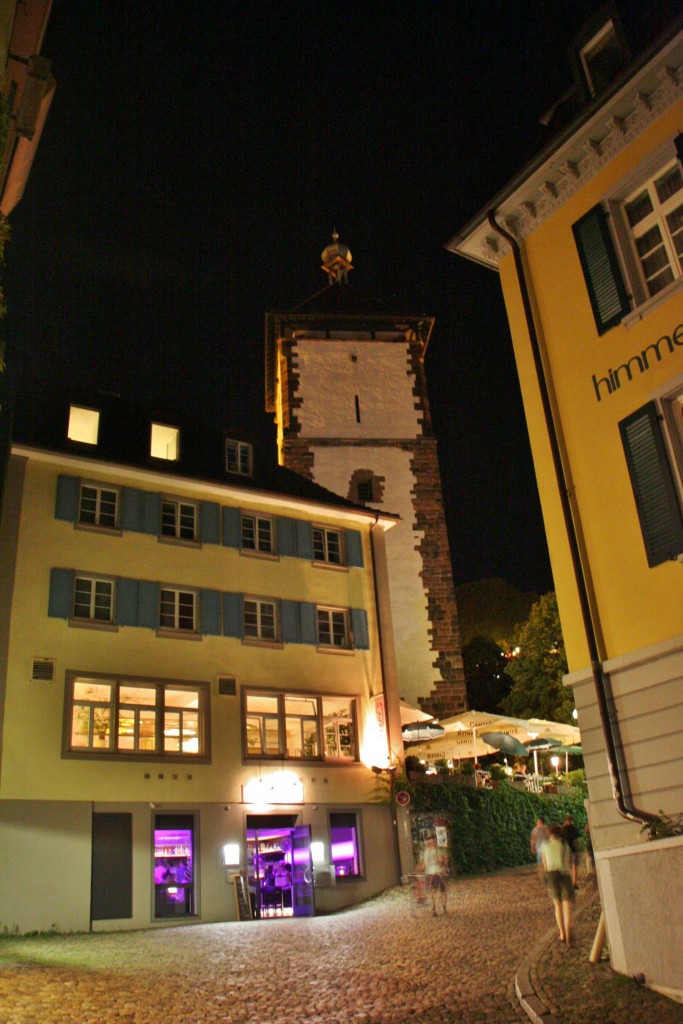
[0,394,407,931]
[449,9,683,999]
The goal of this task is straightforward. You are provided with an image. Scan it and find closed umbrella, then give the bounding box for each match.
[480,732,528,757]
[402,721,446,743]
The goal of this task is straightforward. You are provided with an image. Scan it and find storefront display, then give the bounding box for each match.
[246,821,313,919]
[154,816,195,918]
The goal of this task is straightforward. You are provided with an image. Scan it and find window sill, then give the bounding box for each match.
[241,637,284,650]
[622,277,683,329]
[316,645,354,656]
[69,619,119,633]
[75,523,122,537]
[311,560,349,573]
[240,549,280,562]
[155,629,202,641]
[63,750,210,764]
[158,535,201,549]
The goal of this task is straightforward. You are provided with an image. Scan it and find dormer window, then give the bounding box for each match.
[225,439,252,476]
[151,423,180,461]
[68,405,100,446]
[577,14,629,98]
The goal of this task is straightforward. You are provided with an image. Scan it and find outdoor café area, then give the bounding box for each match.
[400,708,582,790]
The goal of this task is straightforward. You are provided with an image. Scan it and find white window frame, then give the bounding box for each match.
[316,606,350,649]
[78,483,119,529]
[225,439,253,476]
[243,597,278,642]
[73,575,114,623]
[161,498,197,541]
[658,375,683,501]
[159,588,197,633]
[241,513,274,553]
[312,526,343,565]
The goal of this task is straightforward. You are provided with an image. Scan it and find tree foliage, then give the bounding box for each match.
[462,635,512,712]
[500,591,573,723]
[455,577,535,647]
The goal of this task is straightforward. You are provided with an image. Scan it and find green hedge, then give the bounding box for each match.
[395,777,587,875]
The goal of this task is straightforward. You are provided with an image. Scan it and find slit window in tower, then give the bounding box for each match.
[355,395,361,423]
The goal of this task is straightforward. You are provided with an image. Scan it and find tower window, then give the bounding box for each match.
[357,479,373,502]
[354,395,361,423]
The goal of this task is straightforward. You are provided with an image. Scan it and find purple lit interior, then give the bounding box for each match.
[154,828,193,901]
[330,827,359,877]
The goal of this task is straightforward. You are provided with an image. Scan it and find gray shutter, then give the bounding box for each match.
[55,476,79,521]
[223,591,243,637]
[350,608,370,649]
[141,492,161,535]
[296,520,313,559]
[48,568,74,618]
[201,589,221,635]
[221,506,241,548]
[281,600,300,643]
[299,602,317,645]
[277,516,298,557]
[120,487,142,531]
[346,529,364,567]
[137,580,160,628]
[619,402,683,567]
[200,501,221,544]
[116,578,139,626]
[572,204,631,335]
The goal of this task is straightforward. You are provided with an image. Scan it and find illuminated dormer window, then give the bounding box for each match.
[225,439,252,476]
[68,405,100,445]
[151,423,180,461]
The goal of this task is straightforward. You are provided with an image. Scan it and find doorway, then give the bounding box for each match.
[153,813,195,918]
[246,815,313,919]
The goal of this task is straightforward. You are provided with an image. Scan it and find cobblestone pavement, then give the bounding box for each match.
[0,866,680,1024]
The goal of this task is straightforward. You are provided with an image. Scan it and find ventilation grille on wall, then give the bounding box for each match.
[32,658,56,682]
[218,675,237,696]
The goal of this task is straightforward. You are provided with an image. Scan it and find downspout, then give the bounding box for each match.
[486,210,654,827]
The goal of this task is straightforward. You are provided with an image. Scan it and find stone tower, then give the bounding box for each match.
[265,234,466,717]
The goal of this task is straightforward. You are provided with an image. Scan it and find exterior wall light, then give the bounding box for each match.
[223,843,241,867]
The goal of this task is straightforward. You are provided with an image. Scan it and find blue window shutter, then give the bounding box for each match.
[572,204,631,335]
[223,591,243,637]
[200,501,221,544]
[221,507,241,548]
[120,487,142,531]
[346,529,364,567]
[137,580,160,629]
[619,403,683,567]
[117,578,139,626]
[299,602,317,645]
[55,476,79,522]
[351,608,370,650]
[48,568,74,618]
[201,589,221,635]
[277,517,298,557]
[281,600,300,643]
[296,520,313,560]
[141,492,161,535]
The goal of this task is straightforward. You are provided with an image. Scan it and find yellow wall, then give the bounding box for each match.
[499,101,683,670]
[0,456,386,804]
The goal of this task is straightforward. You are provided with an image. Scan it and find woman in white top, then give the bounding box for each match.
[541,825,575,944]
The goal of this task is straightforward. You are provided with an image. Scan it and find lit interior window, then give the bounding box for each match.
[151,423,180,461]
[67,405,100,445]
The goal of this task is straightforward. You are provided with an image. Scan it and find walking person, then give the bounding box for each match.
[419,836,448,916]
[530,815,549,878]
[562,814,580,889]
[542,825,575,944]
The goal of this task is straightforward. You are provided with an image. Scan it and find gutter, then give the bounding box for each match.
[486,210,654,827]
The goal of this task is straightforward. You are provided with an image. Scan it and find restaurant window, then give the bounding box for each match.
[244,690,357,761]
[329,812,362,879]
[79,483,118,528]
[161,498,197,541]
[242,513,274,553]
[154,814,195,918]
[66,673,207,759]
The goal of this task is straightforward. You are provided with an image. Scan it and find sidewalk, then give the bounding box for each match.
[516,877,683,1024]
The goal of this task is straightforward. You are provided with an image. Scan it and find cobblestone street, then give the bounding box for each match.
[1,866,681,1024]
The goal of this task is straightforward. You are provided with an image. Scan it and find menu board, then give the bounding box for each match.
[233,874,252,920]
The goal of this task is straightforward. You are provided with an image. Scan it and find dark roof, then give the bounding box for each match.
[10,388,398,520]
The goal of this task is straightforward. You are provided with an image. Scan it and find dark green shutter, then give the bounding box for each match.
[199,501,220,544]
[117,578,139,626]
[48,568,74,618]
[222,591,243,637]
[221,507,241,548]
[55,476,79,521]
[200,589,221,634]
[350,608,370,649]
[346,529,364,567]
[619,402,683,567]
[573,204,631,335]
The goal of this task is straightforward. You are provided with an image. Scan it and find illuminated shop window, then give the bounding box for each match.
[154,817,195,919]
[67,405,100,445]
[151,423,180,461]
[329,812,362,878]
[244,690,357,761]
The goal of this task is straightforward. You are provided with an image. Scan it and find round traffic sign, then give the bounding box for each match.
[395,790,411,807]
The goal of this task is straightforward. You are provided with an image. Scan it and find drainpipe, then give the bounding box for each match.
[486,210,654,827]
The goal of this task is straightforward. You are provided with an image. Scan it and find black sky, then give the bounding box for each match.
[7,0,641,594]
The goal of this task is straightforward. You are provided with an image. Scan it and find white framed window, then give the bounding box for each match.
[226,439,252,476]
[151,423,180,461]
[317,607,349,648]
[66,672,206,758]
[312,526,343,565]
[67,405,100,445]
[159,588,197,632]
[243,598,278,641]
[241,513,274,553]
[243,689,357,761]
[623,161,683,300]
[78,483,119,529]
[161,499,197,541]
[73,576,114,623]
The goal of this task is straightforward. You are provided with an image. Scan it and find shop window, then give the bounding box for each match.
[154,815,195,919]
[67,405,100,445]
[65,673,207,759]
[79,483,118,529]
[244,690,357,761]
[151,423,180,461]
[329,812,362,879]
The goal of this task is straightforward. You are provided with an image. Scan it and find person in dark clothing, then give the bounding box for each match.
[562,814,580,888]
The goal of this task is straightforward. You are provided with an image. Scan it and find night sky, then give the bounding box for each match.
[7,0,644,594]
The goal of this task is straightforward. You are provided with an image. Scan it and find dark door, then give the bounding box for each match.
[91,812,132,921]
